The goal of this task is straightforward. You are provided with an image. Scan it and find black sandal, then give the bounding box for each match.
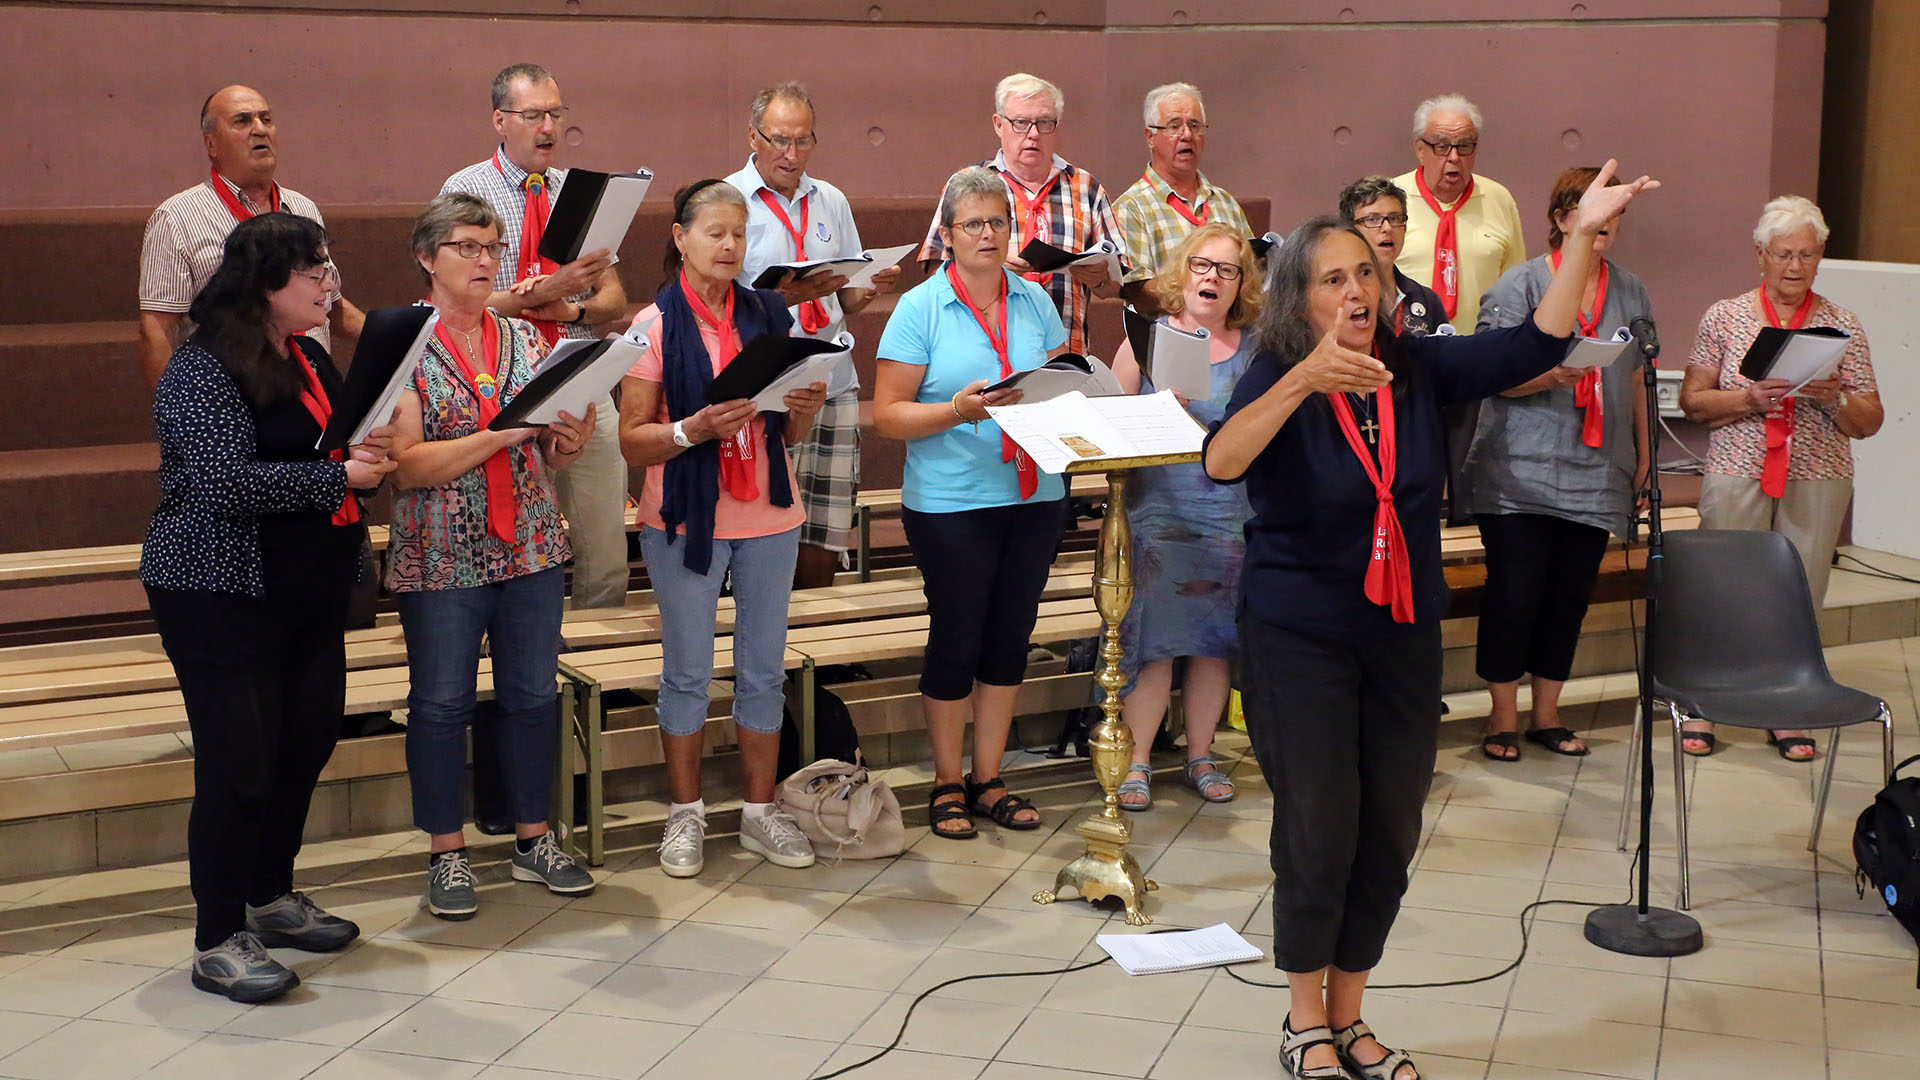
[1523,726,1589,757]
[964,773,1041,831]
[1766,731,1818,762]
[1481,730,1520,762]
[927,782,977,840]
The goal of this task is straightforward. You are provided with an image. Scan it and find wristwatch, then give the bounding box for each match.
[565,300,589,325]
[671,420,694,448]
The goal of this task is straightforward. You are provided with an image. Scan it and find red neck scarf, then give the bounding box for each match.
[947,263,1036,500]
[434,312,519,543]
[288,338,359,526]
[1414,169,1473,320]
[494,150,561,347]
[756,189,831,334]
[1003,167,1063,285]
[1551,249,1609,448]
[210,166,280,222]
[1758,287,1816,498]
[1328,361,1414,623]
[682,271,760,502]
[1148,170,1208,227]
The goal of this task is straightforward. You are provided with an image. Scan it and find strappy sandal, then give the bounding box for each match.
[1332,1020,1418,1080]
[1767,731,1818,762]
[1481,730,1520,762]
[1118,763,1153,812]
[964,773,1041,831]
[1680,721,1716,757]
[1281,1014,1353,1079]
[926,782,976,840]
[1185,756,1235,803]
[1523,726,1589,757]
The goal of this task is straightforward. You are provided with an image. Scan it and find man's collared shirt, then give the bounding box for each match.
[1112,166,1251,285]
[917,150,1130,356]
[724,156,865,396]
[1391,168,1526,334]
[140,173,334,349]
[441,147,595,341]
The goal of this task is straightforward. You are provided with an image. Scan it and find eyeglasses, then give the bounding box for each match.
[503,107,569,124]
[1418,137,1477,157]
[1764,247,1821,265]
[999,115,1059,134]
[1185,256,1242,281]
[441,240,510,260]
[951,217,1011,237]
[1353,213,1410,229]
[295,261,339,287]
[1147,119,1209,135]
[754,127,819,153]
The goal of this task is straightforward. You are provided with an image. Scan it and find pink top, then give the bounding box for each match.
[624,305,806,539]
[1688,291,1876,482]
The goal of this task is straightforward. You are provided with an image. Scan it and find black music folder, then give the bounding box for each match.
[536,168,654,265]
[1737,326,1850,384]
[317,305,438,453]
[488,335,643,430]
[703,334,848,405]
[1018,238,1122,275]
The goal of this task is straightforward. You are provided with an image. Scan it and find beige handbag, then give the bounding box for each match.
[776,759,905,860]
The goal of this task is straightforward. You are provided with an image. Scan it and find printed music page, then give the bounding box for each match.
[986,390,1204,473]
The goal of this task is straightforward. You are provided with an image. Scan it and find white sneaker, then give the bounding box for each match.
[659,808,706,878]
[740,809,816,868]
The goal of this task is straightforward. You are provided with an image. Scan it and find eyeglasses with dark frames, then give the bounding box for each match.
[1186,255,1242,281]
[999,115,1059,134]
[440,240,510,260]
[1418,137,1477,157]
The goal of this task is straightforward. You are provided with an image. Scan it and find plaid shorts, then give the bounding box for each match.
[790,389,861,552]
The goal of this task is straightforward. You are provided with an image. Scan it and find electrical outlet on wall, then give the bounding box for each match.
[1656,368,1686,418]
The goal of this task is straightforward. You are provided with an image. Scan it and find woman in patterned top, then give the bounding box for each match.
[1678,195,1884,760]
[388,193,599,917]
[142,212,394,1002]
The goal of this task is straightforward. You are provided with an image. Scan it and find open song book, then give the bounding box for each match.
[1096,923,1265,976]
[986,390,1205,473]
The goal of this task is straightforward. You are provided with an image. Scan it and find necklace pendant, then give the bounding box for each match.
[475,372,497,400]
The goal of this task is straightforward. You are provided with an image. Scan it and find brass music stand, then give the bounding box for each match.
[1033,450,1201,924]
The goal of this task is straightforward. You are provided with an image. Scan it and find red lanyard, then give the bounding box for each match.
[1756,288,1817,498]
[1148,171,1208,227]
[1004,168,1063,251]
[946,263,1036,500]
[209,166,280,222]
[1327,360,1412,623]
[681,272,761,502]
[288,338,358,526]
[434,313,518,543]
[1413,169,1473,319]
[757,189,831,334]
[494,150,561,345]
[1550,249,1610,448]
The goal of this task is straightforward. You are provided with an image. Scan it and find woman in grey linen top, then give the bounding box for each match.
[1463,165,1651,763]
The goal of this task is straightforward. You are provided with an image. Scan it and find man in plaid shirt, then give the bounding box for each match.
[1113,82,1251,318]
[917,73,1128,356]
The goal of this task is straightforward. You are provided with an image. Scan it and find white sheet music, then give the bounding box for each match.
[986,390,1203,473]
[1561,328,1635,370]
[512,335,643,426]
[1097,923,1264,976]
[843,244,918,289]
[752,332,854,412]
[576,171,652,258]
[1766,332,1850,394]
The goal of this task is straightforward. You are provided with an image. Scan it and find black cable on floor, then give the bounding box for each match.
[1836,551,1920,585]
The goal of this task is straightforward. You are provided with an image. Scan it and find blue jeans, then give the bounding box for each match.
[398,568,565,836]
[640,526,799,737]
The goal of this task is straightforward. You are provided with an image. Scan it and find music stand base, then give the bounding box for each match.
[1584,904,1703,957]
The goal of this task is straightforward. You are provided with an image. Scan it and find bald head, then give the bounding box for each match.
[201,86,278,184]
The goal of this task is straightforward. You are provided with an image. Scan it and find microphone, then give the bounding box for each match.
[1629,316,1660,361]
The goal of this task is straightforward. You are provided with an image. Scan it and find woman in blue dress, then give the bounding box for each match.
[1107,224,1263,809]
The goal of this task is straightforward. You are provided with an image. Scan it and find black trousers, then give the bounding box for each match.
[903,497,1066,701]
[1474,511,1611,684]
[148,550,355,950]
[1238,611,1441,973]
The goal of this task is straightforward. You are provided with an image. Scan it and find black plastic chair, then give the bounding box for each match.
[1615,529,1894,909]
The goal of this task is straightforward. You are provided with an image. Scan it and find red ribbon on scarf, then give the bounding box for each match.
[287,338,360,526]
[434,313,519,543]
[756,190,831,335]
[682,271,761,502]
[1004,168,1063,285]
[1550,248,1610,448]
[1414,169,1473,320]
[1758,288,1816,498]
[494,150,561,347]
[209,166,281,222]
[946,263,1036,500]
[1147,171,1208,227]
[1329,367,1413,624]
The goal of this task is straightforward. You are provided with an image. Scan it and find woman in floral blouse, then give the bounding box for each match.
[389,193,599,918]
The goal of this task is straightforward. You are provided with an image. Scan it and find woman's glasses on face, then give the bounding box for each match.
[1186,255,1242,281]
[953,217,1012,238]
[441,240,510,260]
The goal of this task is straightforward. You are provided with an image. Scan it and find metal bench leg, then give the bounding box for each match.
[584,678,604,866]
[1617,701,1642,851]
[1882,702,1896,783]
[856,506,872,584]
[554,680,577,855]
[1669,702,1692,911]
[1809,726,1843,852]
[800,658,817,765]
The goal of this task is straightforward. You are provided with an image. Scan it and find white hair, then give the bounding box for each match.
[1752,195,1830,248]
[995,73,1064,117]
[1411,93,1483,139]
[1142,82,1205,127]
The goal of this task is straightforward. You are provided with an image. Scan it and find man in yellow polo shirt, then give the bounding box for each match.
[1392,93,1525,334]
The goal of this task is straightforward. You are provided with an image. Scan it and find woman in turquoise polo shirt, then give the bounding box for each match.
[873,166,1069,840]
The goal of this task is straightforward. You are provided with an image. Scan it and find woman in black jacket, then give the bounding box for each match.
[141,212,395,1003]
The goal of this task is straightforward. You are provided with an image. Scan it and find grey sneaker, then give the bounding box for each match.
[190,930,298,1003]
[659,808,706,878]
[739,809,816,868]
[245,890,360,952]
[424,850,478,921]
[511,832,596,895]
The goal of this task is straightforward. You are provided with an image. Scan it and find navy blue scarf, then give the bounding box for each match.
[655,277,795,574]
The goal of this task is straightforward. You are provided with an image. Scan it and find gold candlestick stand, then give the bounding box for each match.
[1033,452,1201,925]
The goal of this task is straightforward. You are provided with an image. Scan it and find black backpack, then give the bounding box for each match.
[778,675,862,781]
[1852,752,1920,987]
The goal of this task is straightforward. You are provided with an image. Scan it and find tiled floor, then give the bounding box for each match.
[2,639,1919,1079]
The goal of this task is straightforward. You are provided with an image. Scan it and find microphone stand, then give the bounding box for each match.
[1584,321,1704,957]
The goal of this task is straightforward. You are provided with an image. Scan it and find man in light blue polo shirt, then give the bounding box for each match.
[725,81,901,588]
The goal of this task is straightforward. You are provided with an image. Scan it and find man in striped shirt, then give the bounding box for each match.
[917,73,1129,356]
[1113,82,1251,318]
[138,85,365,389]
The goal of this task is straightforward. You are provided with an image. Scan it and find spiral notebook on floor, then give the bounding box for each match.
[1096,923,1265,975]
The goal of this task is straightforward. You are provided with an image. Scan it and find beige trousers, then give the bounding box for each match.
[1697,472,1854,607]
[551,391,632,610]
